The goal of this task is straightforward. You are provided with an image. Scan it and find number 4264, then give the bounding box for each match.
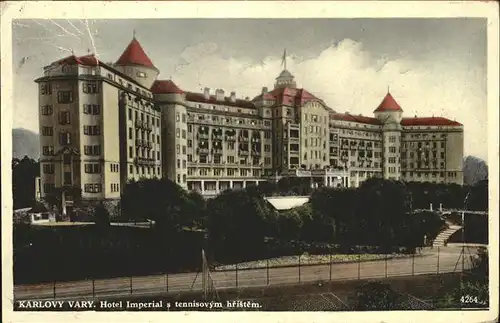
[461,295,479,303]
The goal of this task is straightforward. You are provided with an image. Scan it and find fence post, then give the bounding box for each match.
[266,259,270,285]
[53,280,56,299]
[166,273,169,292]
[235,263,238,288]
[385,253,388,278]
[130,276,133,295]
[358,253,361,280]
[298,255,301,283]
[412,252,415,276]
[437,246,440,274]
[329,253,332,281]
[92,279,95,299]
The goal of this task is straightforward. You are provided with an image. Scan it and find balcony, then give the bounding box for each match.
[197,148,209,154]
[212,148,223,155]
[135,139,144,147]
[239,137,249,142]
[212,134,223,141]
[197,133,209,140]
[134,157,156,166]
[239,150,249,156]
[251,150,261,156]
[225,136,236,142]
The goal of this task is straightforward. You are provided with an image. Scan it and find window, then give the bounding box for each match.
[182,160,186,168]
[176,144,180,154]
[83,104,100,115]
[182,129,186,139]
[40,83,52,95]
[227,169,234,176]
[129,127,133,139]
[129,165,133,174]
[84,145,101,156]
[265,157,271,165]
[264,144,271,152]
[440,152,445,159]
[110,164,119,172]
[128,108,132,120]
[84,163,101,174]
[59,132,72,145]
[182,146,186,154]
[64,171,72,185]
[187,140,192,148]
[83,125,101,135]
[187,154,192,162]
[42,126,53,136]
[176,113,180,122]
[388,157,396,163]
[84,184,102,193]
[42,146,54,156]
[57,91,73,103]
[157,151,160,160]
[43,164,55,174]
[176,128,180,138]
[43,183,55,194]
[40,105,53,115]
[129,146,133,158]
[59,111,71,125]
[389,147,396,153]
[82,82,99,94]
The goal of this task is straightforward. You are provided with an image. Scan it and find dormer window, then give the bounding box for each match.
[137,71,147,78]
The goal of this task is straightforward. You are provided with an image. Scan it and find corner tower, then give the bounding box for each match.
[374,91,404,180]
[114,36,159,89]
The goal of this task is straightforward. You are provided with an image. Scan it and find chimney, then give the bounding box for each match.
[203,87,210,100]
[262,86,268,94]
[230,91,236,102]
[215,88,224,101]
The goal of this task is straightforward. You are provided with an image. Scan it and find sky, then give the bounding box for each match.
[12,18,488,160]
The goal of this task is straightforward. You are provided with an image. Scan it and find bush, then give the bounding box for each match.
[352,281,402,310]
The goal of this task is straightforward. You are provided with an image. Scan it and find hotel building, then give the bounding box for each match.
[36,37,464,214]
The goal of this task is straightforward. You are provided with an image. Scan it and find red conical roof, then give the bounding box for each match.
[151,80,184,94]
[374,92,403,112]
[115,37,156,69]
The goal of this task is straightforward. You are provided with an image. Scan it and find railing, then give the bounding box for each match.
[13,246,480,302]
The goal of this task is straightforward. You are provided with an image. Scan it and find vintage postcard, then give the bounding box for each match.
[1,1,498,323]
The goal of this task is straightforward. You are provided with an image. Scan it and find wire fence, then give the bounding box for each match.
[14,245,482,301]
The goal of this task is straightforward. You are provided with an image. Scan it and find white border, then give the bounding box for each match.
[1,1,498,323]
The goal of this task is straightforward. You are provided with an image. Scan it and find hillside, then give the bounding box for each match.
[12,128,39,159]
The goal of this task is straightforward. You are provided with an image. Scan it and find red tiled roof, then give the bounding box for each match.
[401,117,462,126]
[115,38,156,69]
[253,87,322,106]
[374,92,403,112]
[151,80,184,94]
[252,92,276,101]
[330,113,380,125]
[185,92,255,109]
[55,54,99,66]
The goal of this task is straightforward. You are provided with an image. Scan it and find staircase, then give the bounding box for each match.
[433,223,462,247]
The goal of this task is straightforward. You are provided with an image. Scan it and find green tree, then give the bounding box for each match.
[93,202,110,227]
[121,178,198,233]
[12,156,40,209]
[207,189,273,260]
